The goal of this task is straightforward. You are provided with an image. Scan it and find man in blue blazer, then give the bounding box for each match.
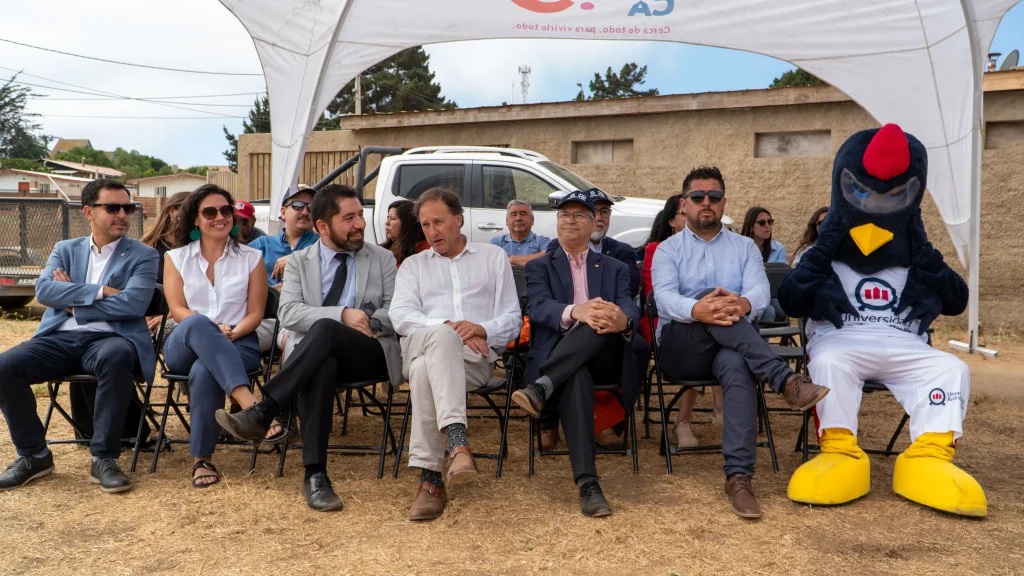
[512,191,640,518]
[0,179,158,494]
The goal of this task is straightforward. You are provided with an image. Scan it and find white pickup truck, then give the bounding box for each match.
[254,146,733,247]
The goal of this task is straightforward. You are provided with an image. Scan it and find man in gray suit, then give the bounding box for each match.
[0,179,158,494]
[217,184,401,512]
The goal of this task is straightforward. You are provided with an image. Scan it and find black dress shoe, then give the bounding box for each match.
[579,480,613,518]
[90,458,131,494]
[0,453,54,491]
[511,383,547,418]
[215,404,272,444]
[303,472,343,512]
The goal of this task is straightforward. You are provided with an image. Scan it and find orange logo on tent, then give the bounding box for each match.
[512,0,586,13]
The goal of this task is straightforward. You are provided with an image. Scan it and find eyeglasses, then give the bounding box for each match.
[200,205,234,220]
[91,203,136,215]
[557,211,593,222]
[287,200,312,212]
[686,190,724,204]
[756,218,775,226]
[595,207,612,218]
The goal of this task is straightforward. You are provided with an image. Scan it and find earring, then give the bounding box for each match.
[189,228,201,241]
[229,225,241,237]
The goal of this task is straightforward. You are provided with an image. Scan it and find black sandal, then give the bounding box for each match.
[191,460,220,489]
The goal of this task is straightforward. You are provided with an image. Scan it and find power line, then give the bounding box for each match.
[25,91,266,101]
[0,37,263,76]
[28,97,257,107]
[42,114,245,120]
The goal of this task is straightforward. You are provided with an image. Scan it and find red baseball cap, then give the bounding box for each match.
[234,200,255,220]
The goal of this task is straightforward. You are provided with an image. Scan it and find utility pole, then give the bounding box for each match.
[518,65,531,105]
[355,74,362,115]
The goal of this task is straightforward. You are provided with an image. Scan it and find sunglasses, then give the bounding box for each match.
[686,190,724,204]
[287,200,312,212]
[91,203,137,215]
[757,218,775,226]
[200,205,235,220]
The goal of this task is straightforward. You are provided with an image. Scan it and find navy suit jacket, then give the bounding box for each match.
[547,236,640,298]
[34,236,159,384]
[525,247,642,409]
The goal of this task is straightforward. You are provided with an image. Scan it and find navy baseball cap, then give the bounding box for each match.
[583,187,615,205]
[282,183,313,205]
[556,190,596,215]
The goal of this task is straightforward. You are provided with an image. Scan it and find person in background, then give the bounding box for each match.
[0,179,158,494]
[641,194,723,448]
[162,185,268,488]
[792,206,829,267]
[380,199,429,267]
[741,206,787,264]
[248,184,318,352]
[233,200,266,245]
[141,191,190,336]
[490,200,551,266]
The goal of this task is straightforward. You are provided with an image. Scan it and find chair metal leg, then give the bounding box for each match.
[495,381,514,480]
[629,406,639,475]
[654,372,673,474]
[42,381,60,434]
[757,385,779,473]
[802,410,811,463]
[886,413,910,454]
[528,416,536,477]
[392,399,411,479]
[377,386,394,479]
[340,388,353,436]
[150,381,175,474]
[130,380,155,473]
[276,404,293,478]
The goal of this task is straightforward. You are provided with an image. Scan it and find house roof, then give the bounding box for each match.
[0,169,94,183]
[126,173,207,184]
[49,139,93,157]
[42,159,124,178]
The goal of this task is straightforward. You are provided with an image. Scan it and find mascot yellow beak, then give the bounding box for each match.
[849,223,894,256]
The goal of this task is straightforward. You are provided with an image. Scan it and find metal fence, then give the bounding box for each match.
[0,199,144,277]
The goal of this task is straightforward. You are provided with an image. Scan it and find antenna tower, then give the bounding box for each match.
[518,65,532,104]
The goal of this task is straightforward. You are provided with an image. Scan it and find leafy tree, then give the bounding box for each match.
[54,145,114,167]
[0,75,50,160]
[0,157,49,172]
[769,69,826,89]
[185,166,210,176]
[321,47,456,126]
[583,63,659,100]
[222,94,271,170]
[55,146,176,181]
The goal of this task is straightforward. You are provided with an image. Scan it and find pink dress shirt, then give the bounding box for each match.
[559,246,590,330]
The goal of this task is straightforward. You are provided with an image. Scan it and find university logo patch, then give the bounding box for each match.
[928,388,946,406]
[854,277,899,312]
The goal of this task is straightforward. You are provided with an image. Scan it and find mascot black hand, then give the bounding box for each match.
[780,210,859,328]
[894,216,968,334]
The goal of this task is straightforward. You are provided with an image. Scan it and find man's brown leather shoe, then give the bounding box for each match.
[444,445,478,485]
[596,428,625,450]
[725,474,762,519]
[408,482,447,522]
[782,374,830,411]
[540,428,560,451]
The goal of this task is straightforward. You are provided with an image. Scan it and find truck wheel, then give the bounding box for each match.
[0,296,33,309]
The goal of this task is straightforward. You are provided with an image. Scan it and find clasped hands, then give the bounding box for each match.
[444,320,489,355]
[691,288,751,327]
[571,297,629,335]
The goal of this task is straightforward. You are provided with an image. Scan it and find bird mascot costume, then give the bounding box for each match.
[779,124,986,517]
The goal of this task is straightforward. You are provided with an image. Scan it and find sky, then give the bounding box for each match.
[3,0,1024,168]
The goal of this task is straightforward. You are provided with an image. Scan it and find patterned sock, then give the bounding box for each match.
[444,423,469,452]
[420,468,443,488]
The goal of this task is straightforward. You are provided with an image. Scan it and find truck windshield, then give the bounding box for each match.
[539,161,596,192]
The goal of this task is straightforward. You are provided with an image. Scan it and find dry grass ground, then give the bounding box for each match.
[0,313,1021,576]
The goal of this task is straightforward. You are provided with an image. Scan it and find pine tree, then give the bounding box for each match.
[222,94,271,170]
[585,63,659,100]
[769,69,826,89]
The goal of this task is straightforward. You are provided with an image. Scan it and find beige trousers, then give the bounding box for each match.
[401,324,496,472]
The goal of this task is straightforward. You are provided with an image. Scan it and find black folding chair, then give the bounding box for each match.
[144,288,280,473]
[646,292,779,474]
[40,285,168,473]
[760,262,800,341]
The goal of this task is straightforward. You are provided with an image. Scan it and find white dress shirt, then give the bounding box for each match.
[59,236,115,333]
[167,240,262,326]
[318,241,357,308]
[389,241,522,349]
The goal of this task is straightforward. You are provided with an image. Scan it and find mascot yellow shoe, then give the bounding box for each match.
[892,432,987,517]
[788,428,870,505]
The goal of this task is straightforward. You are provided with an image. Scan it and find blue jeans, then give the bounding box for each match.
[163,315,261,458]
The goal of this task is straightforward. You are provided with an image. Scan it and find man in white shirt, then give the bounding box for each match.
[389,187,522,522]
[0,179,159,494]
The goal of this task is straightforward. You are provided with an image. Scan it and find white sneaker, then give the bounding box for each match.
[674,421,699,447]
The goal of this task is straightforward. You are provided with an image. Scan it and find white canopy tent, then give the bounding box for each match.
[220,0,1021,353]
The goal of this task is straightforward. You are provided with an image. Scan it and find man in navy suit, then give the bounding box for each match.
[0,179,158,494]
[543,188,649,450]
[512,191,640,517]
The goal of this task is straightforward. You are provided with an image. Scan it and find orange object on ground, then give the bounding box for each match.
[594,391,625,433]
[508,316,531,348]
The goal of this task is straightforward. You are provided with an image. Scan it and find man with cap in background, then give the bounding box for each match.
[249,184,320,352]
[513,190,640,517]
[233,200,266,245]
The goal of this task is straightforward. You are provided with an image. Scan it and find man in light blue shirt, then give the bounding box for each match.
[651,166,828,520]
[489,200,550,266]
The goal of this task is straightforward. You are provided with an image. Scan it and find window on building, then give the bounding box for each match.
[754,130,831,158]
[155,186,167,198]
[985,121,1024,149]
[38,183,50,193]
[572,139,634,164]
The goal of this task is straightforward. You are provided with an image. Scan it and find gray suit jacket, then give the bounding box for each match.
[34,235,159,384]
[278,241,402,387]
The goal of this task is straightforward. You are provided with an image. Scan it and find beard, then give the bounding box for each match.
[331,228,364,252]
[690,211,720,231]
[589,228,607,243]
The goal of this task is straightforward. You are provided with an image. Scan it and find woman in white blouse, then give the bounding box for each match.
[163,185,268,488]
